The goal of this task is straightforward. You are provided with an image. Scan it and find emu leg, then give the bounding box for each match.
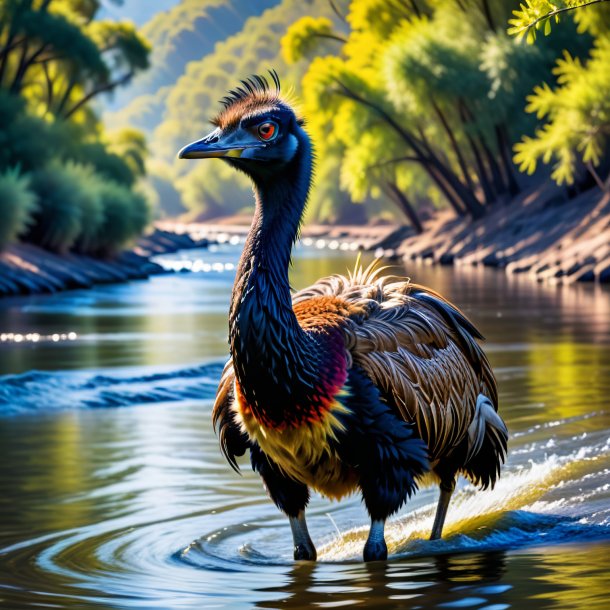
[363,519,387,561]
[289,510,317,561]
[430,477,456,540]
[250,444,316,560]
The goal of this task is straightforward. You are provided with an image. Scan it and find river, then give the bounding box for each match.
[1,243,609,609]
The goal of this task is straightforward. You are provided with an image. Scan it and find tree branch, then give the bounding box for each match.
[513,0,610,36]
[314,32,348,44]
[328,0,347,22]
[63,71,133,119]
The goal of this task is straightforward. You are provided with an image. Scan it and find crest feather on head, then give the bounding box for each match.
[211,70,303,129]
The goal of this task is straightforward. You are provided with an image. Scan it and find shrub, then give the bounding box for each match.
[91,180,151,255]
[67,165,105,255]
[0,168,38,249]
[26,162,87,253]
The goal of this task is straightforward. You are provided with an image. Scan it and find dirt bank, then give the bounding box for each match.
[398,184,610,285]
[0,229,211,298]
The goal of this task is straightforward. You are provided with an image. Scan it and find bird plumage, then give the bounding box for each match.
[181,72,508,562]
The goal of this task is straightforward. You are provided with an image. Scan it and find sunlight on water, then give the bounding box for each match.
[0,331,78,343]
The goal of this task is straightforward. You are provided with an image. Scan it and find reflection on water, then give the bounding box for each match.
[0,244,609,609]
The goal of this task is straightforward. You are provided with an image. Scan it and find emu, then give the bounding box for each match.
[178,71,507,562]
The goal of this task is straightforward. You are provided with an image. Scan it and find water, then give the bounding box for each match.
[1,243,609,609]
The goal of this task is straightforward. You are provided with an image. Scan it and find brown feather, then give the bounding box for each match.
[292,260,503,484]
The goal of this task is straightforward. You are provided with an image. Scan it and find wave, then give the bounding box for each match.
[0,362,224,416]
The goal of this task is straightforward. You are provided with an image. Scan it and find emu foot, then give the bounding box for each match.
[294,542,317,561]
[363,537,387,562]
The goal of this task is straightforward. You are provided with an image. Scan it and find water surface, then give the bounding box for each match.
[1,244,609,609]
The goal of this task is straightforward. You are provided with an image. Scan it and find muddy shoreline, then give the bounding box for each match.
[0,229,211,298]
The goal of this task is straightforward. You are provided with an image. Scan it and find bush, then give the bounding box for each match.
[25,160,150,255]
[67,164,105,255]
[0,168,38,249]
[26,162,89,253]
[92,180,151,255]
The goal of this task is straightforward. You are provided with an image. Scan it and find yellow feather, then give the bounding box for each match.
[233,395,358,500]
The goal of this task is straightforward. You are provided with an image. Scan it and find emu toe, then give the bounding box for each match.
[294,542,317,561]
[363,538,388,562]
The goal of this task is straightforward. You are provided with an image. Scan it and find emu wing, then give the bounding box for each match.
[291,263,498,462]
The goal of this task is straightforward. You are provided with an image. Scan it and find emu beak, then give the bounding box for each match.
[178,130,264,159]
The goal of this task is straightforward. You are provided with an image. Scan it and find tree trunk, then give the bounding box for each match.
[480,0,495,30]
[431,99,476,194]
[384,181,423,233]
[422,142,486,219]
[10,43,48,93]
[480,137,507,197]
[495,124,520,196]
[463,128,496,204]
[458,101,495,204]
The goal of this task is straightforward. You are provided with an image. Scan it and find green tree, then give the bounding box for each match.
[283,0,591,228]
[93,180,150,255]
[26,161,88,253]
[0,1,153,253]
[0,1,150,120]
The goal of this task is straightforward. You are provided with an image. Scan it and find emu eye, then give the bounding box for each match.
[257,121,278,142]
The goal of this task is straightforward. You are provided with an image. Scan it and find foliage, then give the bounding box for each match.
[514,39,610,186]
[510,0,610,189]
[282,17,345,64]
[24,160,150,255]
[283,2,522,225]
[26,161,91,253]
[0,167,38,249]
[92,180,150,255]
[0,0,153,253]
[275,0,607,228]
[508,0,610,42]
[106,128,148,179]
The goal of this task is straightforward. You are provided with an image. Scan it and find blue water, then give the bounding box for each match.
[0,244,609,609]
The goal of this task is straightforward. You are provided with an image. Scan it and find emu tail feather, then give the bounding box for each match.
[464,394,508,489]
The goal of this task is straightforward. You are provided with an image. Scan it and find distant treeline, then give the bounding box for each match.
[0,0,151,255]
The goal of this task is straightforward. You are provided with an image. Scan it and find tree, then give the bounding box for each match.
[281,0,593,227]
[0,1,153,254]
[0,1,150,121]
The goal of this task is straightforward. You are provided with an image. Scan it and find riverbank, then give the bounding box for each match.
[398,183,610,285]
[0,229,210,298]
[162,183,610,286]
[3,183,608,298]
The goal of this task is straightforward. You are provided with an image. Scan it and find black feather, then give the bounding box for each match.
[219,70,281,109]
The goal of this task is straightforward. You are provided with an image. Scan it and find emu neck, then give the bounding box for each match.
[229,144,317,427]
